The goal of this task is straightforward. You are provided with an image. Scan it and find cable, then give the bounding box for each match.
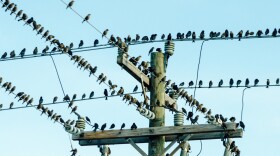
[241,87,250,121]
[50,55,66,96]
[196,140,203,156]
[192,40,206,112]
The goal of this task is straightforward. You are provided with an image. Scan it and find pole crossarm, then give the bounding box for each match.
[72,123,243,146]
[117,54,176,106]
[127,138,148,156]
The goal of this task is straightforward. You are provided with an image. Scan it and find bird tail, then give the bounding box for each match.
[10,12,13,15]
[82,20,85,23]
[66,6,69,9]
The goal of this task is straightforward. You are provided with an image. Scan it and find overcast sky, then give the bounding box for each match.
[0,0,280,156]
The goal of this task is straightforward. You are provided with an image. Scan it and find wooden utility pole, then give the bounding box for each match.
[149,52,166,156]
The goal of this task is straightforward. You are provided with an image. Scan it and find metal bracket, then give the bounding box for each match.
[160,136,180,156]
[169,134,192,156]
[126,138,148,156]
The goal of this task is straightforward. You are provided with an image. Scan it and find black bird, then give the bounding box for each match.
[136,34,141,41]
[39,96,43,104]
[236,80,241,87]
[192,32,196,42]
[225,29,229,38]
[218,79,223,87]
[1,52,7,59]
[188,81,194,87]
[266,79,270,88]
[81,93,86,99]
[179,82,184,86]
[85,116,91,123]
[176,32,181,39]
[229,78,234,88]
[148,47,154,56]
[133,85,138,92]
[276,78,279,85]
[190,115,199,124]
[101,123,106,131]
[229,117,236,122]
[182,107,187,115]
[89,91,94,98]
[24,17,34,25]
[272,28,277,37]
[104,89,108,100]
[161,34,165,40]
[33,47,38,55]
[209,80,213,88]
[92,123,99,132]
[186,31,191,38]
[256,30,263,37]
[131,123,137,130]
[94,39,99,47]
[237,30,243,41]
[19,48,26,58]
[254,79,259,86]
[120,123,125,130]
[199,30,205,39]
[63,94,70,101]
[167,33,172,40]
[109,123,115,129]
[240,121,245,131]
[187,111,193,120]
[66,0,74,9]
[230,31,234,39]
[245,78,249,87]
[230,141,235,150]
[78,40,84,48]
[198,80,203,88]
[245,30,250,37]
[265,28,269,35]
[10,50,15,58]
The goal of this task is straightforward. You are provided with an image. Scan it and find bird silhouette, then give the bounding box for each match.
[70,148,77,156]
[198,80,203,87]
[133,85,138,92]
[1,52,7,59]
[131,123,137,130]
[89,91,94,98]
[53,96,58,103]
[67,0,74,9]
[229,78,234,88]
[199,30,205,39]
[240,121,245,131]
[188,81,194,87]
[192,32,196,42]
[10,4,17,15]
[104,89,108,100]
[230,31,234,39]
[92,123,99,132]
[266,79,270,88]
[120,123,125,130]
[254,79,259,86]
[94,39,99,47]
[19,48,26,58]
[209,81,213,88]
[276,78,279,85]
[81,93,86,99]
[190,115,199,124]
[9,102,14,109]
[15,9,22,19]
[187,111,193,120]
[182,108,187,115]
[102,29,109,38]
[218,79,223,87]
[265,28,269,35]
[71,106,77,113]
[39,96,43,104]
[256,30,263,37]
[63,94,70,101]
[148,47,154,56]
[109,123,115,129]
[236,80,241,87]
[161,34,165,40]
[101,123,106,131]
[186,31,191,38]
[82,14,91,23]
[9,51,15,58]
[2,0,10,8]
[237,30,243,41]
[78,40,84,48]
[85,116,91,123]
[24,17,34,26]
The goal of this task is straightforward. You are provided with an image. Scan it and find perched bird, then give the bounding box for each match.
[92,123,99,132]
[94,39,99,47]
[24,17,34,26]
[70,148,77,156]
[254,79,259,86]
[182,107,187,115]
[192,32,196,42]
[229,78,234,88]
[120,123,125,130]
[1,52,7,59]
[82,14,91,23]
[276,78,279,85]
[53,96,58,103]
[199,30,205,39]
[15,9,22,19]
[37,27,44,35]
[187,111,193,120]
[229,117,236,122]
[148,47,154,56]
[10,50,15,58]
[85,116,91,123]
[2,0,10,8]
[230,31,234,39]
[133,85,138,92]
[10,4,17,15]
[89,91,94,98]
[102,29,109,38]
[136,34,141,41]
[63,94,70,101]
[71,106,77,113]
[117,87,124,96]
[104,89,108,100]
[236,80,242,87]
[237,30,243,41]
[109,123,115,129]
[161,34,165,40]
[67,0,74,9]
[78,40,84,48]
[18,13,27,22]
[131,123,137,130]
[9,102,14,109]
[209,80,213,88]
[218,79,223,87]
[39,96,43,104]
[266,79,270,88]
[167,33,172,40]
[101,123,106,131]
[0,104,2,110]
[256,30,263,37]
[240,121,245,131]
[245,78,249,87]
[265,28,269,35]
[186,31,191,38]
[188,81,194,87]
[19,48,26,58]
[190,115,199,124]
[198,80,203,87]
[179,82,185,86]
[272,28,277,37]
[5,2,14,12]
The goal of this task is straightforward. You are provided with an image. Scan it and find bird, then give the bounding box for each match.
[190,115,199,124]
[209,80,213,88]
[276,78,279,85]
[218,79,223,87]
[230,31,234,39]
[229,78,234,88]
[15,9,22,19]
[18,13,28,22]
[94,39,99,47]
[120,123,125,130]
[265,28,269,35]
[92,123,99,132]
[67,0,74,9]
[104,89,108,100]
[82,14,91,23]
[10,4,17,15]
[70,148,77,156]
[85,116,91,123]
[229,117,236,122]
[237,30,243,41]
[148,47,154,56]
[5,2,14,12]
[198,80,203,88]
[81,93,86,99]
[117,87,124,96]
[236,80,241,87]
[0,104,2,110]
[188,81,194,87]
[71,106,77,113]
[182,108,187,115]
[133,85,138,92]
[101,123,106,131]
[99,76,107,85]
[78,40,84,48]
[9,86,16,94]
[1,52,7,59]
[256,30,263,37]
[10,50,15,58]
[131,123,137,130]
[2,0,10,8]
[186,31,191,38]
[39,96,43,104]
[199,30,205,39]
[32,47,38,55]
[254,78,259,86]
[89,91,94,98]
[109,123,115,129]
[53,96,58,103]
[19,48,26,58]
[161,34,165,40]
[102,29,109,38]
[192,32,196,42]
[240,121,245,131]
[187,111,193,120]
[37,27,44,35]
[63,94,70,101]
[9,102,14,109]
[266,79,270,88]
[244,78,249,87]
[24,17,34,26]
[179,82,185,86]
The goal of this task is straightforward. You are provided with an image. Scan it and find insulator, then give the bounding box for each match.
[164,41,175,56]
[137,107,155,119]
[75,117,86,131]
[101,145,111,156]
[174,112,184,126]
[65,124,82,135]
